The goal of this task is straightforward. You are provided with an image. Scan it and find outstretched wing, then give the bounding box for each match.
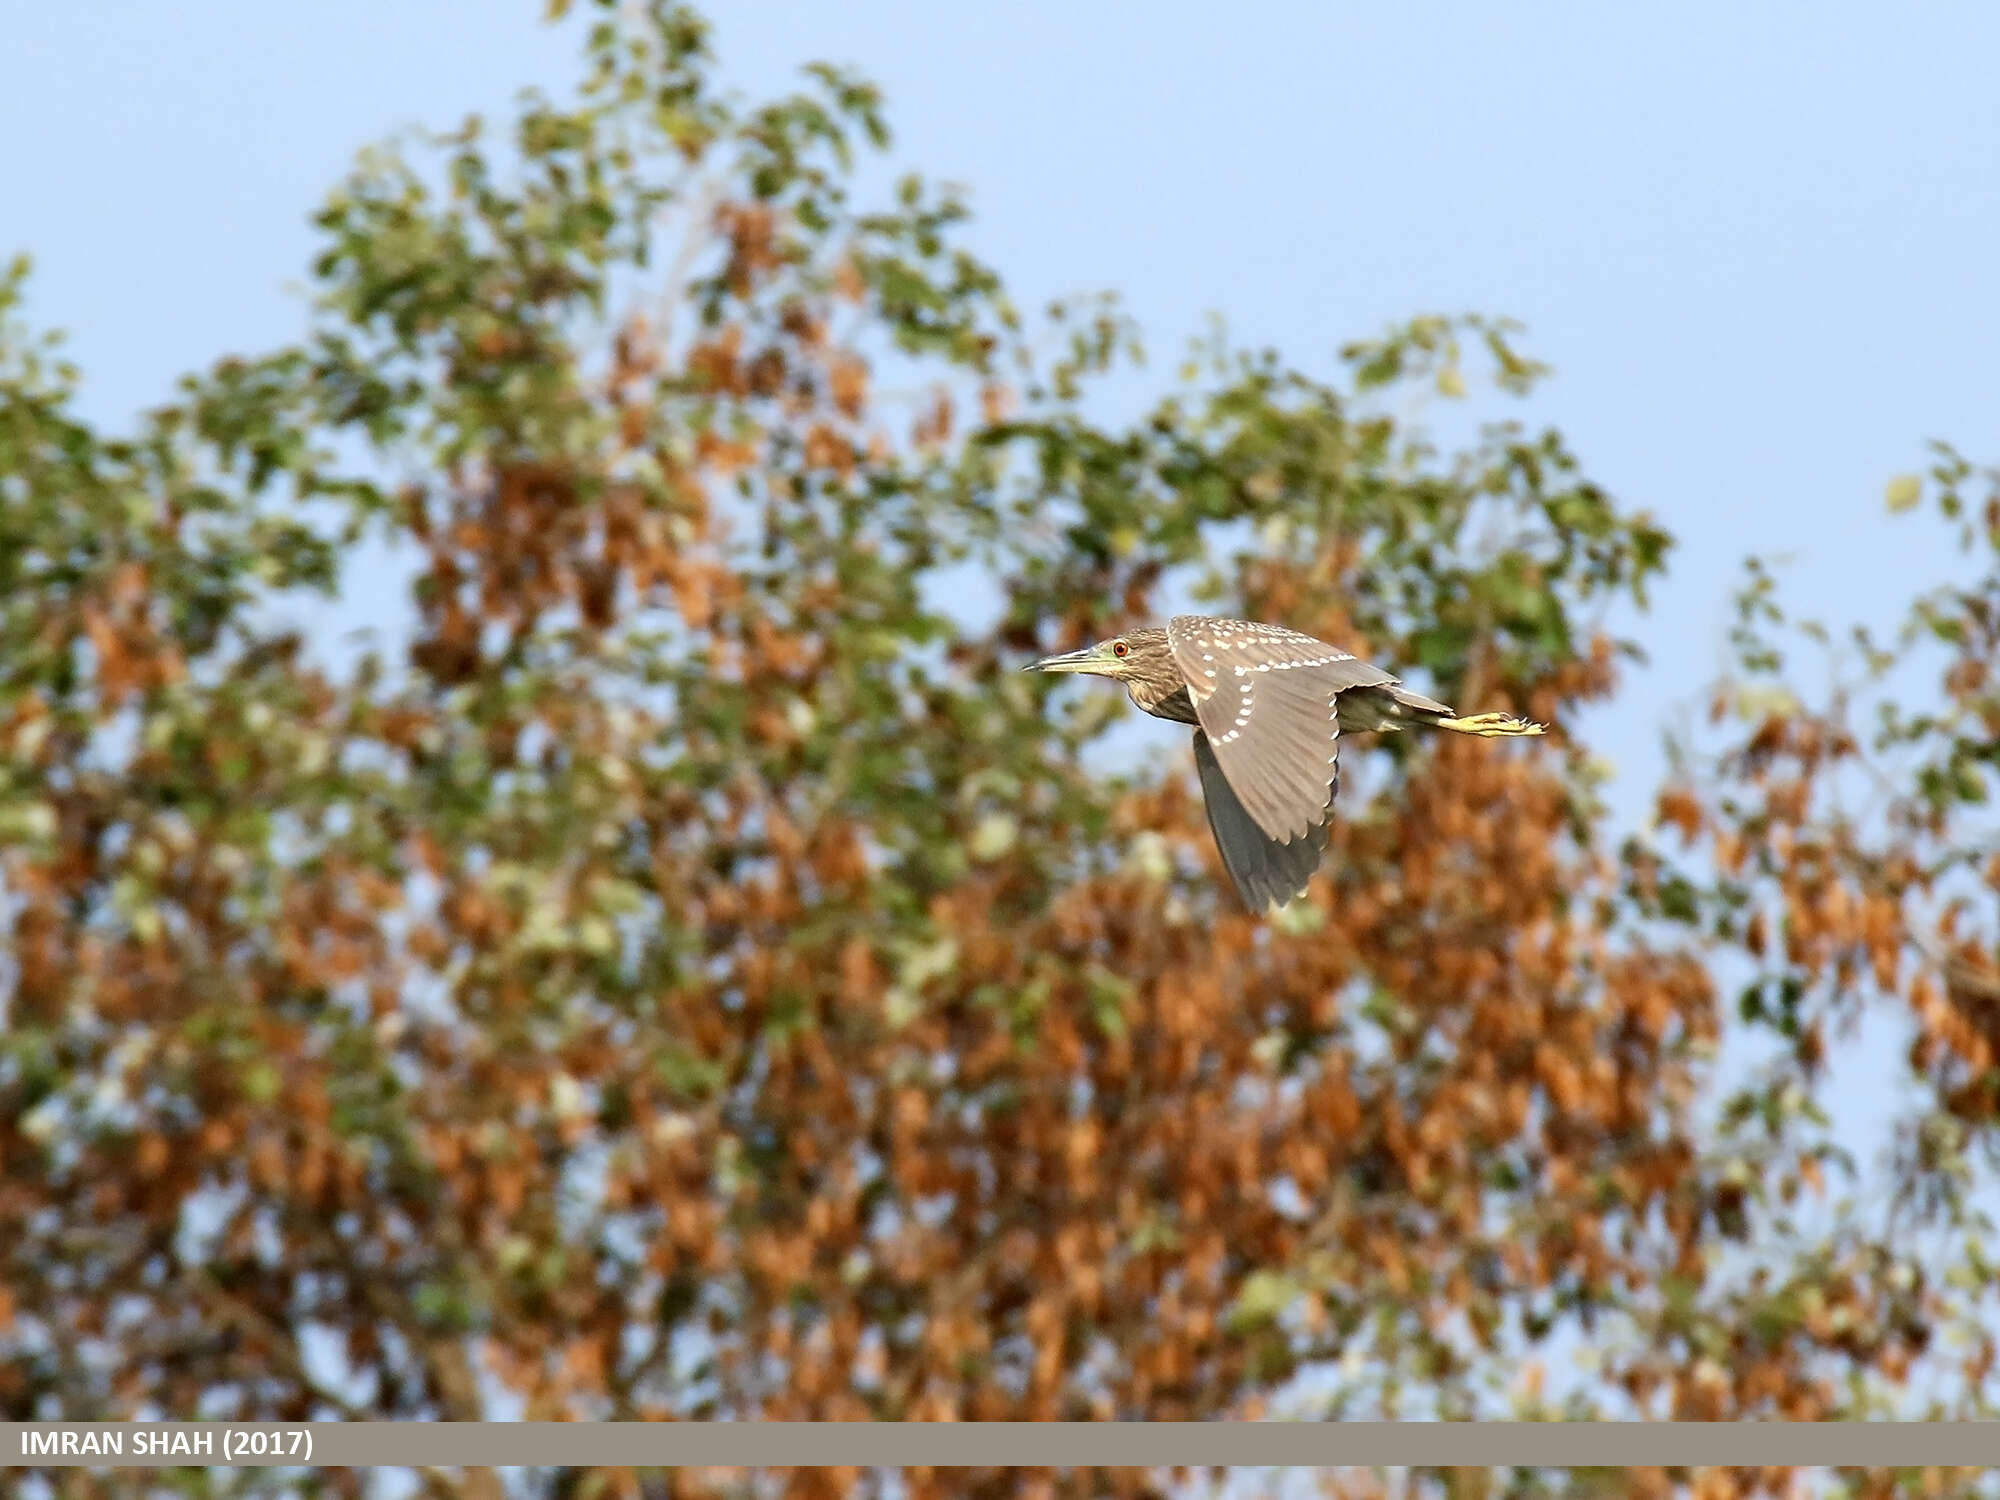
[1166,615,1390,843]
[1193,731,1324,910]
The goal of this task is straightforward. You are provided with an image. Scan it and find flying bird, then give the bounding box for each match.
[1026,616,1544,910]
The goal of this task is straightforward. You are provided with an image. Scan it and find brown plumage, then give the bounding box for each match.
[1026,615,1544,911]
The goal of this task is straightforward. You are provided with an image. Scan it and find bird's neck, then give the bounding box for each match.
[1132,681,1198,725]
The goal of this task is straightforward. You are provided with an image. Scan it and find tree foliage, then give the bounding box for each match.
[2,5,1998,1499]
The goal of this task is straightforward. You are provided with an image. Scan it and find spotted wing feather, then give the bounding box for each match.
[1167,616,1388,843]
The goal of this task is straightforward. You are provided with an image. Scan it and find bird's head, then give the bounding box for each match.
[1024,627,1172,684]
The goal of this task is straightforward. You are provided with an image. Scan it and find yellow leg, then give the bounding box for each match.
[1434,711,1546,738]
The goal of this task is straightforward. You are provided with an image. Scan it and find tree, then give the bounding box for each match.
[1,4,1996,1499]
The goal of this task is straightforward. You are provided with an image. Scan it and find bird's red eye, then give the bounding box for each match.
[1112,640,1130,657]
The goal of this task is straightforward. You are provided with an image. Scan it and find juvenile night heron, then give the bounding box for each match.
[1027,616,1544,911]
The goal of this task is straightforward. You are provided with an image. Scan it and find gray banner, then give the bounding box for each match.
[5,1422,1999,1468]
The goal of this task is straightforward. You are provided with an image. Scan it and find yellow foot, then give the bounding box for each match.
[1438,711,1546,738]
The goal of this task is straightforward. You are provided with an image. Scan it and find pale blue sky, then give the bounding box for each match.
[6,3,1997,1170]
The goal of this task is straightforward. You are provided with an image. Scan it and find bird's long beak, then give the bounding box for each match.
[1023,647,1103,675]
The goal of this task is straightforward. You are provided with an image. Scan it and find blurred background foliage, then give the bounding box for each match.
[3,4,1999,1499]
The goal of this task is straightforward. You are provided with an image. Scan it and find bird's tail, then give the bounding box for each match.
[1388,684,1546,738]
